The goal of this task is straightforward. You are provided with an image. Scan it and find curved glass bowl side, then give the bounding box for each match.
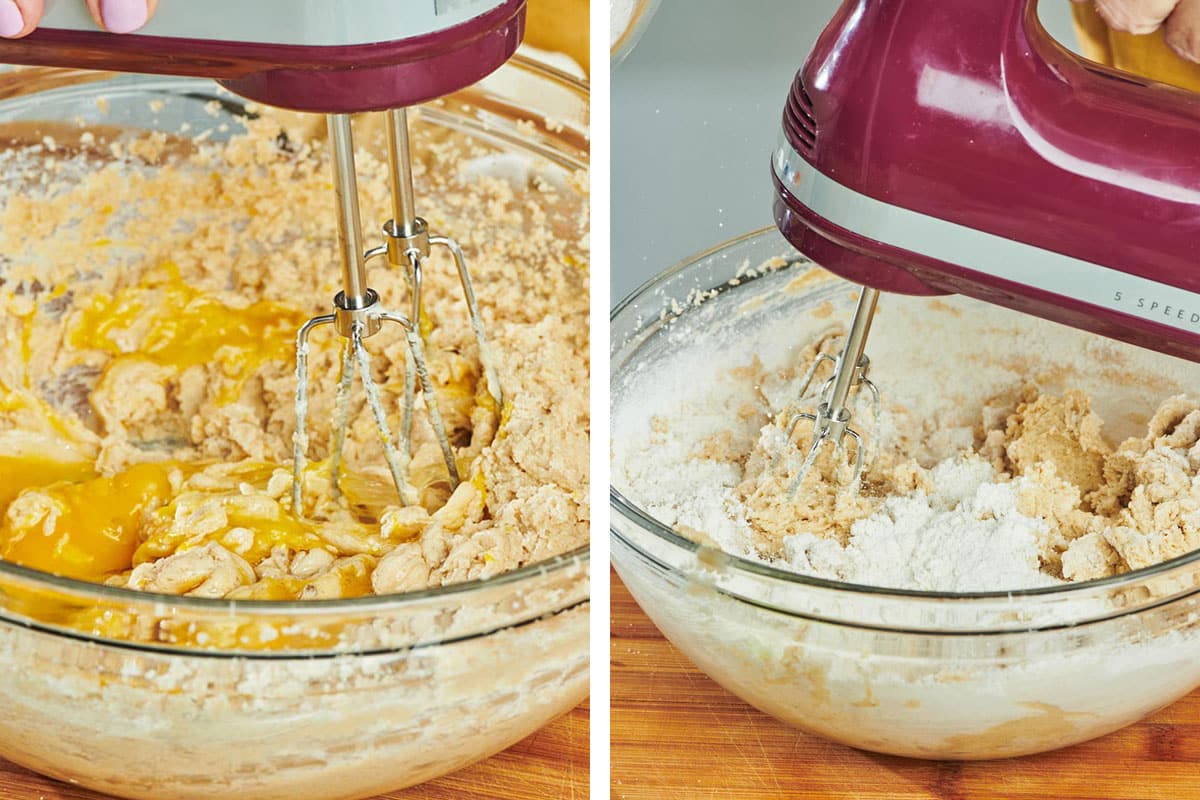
[0,601,589,799]
[609,227,1200,759]
[613,529,1200,759]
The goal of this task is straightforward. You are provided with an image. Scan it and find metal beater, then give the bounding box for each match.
[782,288,880,493]
[772,0,1200,489]
[0,0,526,510]
[291,109,504,509]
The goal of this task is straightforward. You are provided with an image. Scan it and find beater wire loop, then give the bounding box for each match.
[781,287,881,496]
[289,110,482,512]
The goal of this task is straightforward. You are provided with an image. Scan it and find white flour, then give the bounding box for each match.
[614,309,1062,591]
[626,405,1060,591]
[784,456,1060,591]
[612,263,1199,593]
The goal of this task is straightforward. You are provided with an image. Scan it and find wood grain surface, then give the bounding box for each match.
[611,568,1200,800]
[0,701,587,800]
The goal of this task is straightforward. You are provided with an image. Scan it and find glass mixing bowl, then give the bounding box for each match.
[0,58,588,800]
[610,227,1200,760]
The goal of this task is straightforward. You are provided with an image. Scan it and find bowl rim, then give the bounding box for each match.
[611,0,664,66]
[609,225,1200,604]
[0,60,591,622]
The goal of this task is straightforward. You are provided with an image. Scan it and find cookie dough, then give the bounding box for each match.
[705,335,1200,585]
[0,107,589,602]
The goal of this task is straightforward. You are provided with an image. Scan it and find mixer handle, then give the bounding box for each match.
[1002,0,1200,201]
[0,0,526,112]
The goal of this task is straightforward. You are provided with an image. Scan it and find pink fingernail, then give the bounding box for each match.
[0,0,24,38]
[99,0,148,33]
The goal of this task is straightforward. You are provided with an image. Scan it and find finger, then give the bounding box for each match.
[85,0,159,34]
[1165,0,1200,61]
[0,0,44,39]
[1095,0,1180,33]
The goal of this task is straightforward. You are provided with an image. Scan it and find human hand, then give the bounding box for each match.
[1076,0,1200,62]
[1,0,159,39]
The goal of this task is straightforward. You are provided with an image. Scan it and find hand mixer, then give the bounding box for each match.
[772,0,1200,488]
[0,0,521,509]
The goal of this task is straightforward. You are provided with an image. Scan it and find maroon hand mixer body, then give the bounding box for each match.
[771,0,1200,484]
[0,0,522,507]
[0,0,525,111]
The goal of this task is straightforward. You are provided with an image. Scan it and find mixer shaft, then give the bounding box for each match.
[384,109,423,465]
[379,108,505,453]
[329,114,375,317]
[386,109,420,238]
[783,286,881,494]
[291,112,473,514]
[824,288,878,424]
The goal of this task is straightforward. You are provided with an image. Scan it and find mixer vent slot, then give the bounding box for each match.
[786,76,817,151]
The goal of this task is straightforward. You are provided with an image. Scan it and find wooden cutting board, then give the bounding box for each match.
[0,701,587,800]
[612,568,1200,800]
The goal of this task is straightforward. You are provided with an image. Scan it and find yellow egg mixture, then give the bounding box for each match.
[0,107,589,621]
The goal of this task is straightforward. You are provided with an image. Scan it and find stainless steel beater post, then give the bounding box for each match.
[326,113,411,500]
[293,115,402,512]
[822,287,879,431]
[386,108,420,237]
[329,114,376,316]
[385,108,425,463]
[292,113,468,513]
[782,287,880,495]
[383,107,502,412]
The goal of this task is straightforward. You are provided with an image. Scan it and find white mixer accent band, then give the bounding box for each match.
[774,141,1200,338]
[39,0,510,47]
